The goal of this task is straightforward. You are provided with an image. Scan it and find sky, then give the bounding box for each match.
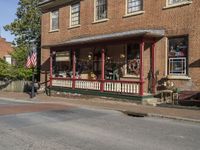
[0,0,18,42]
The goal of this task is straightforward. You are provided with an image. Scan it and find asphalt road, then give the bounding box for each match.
[0,99,200,150]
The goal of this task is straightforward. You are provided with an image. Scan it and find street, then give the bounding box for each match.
[0,98,199,150]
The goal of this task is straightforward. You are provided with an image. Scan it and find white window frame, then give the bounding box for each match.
[126,0,143,15]
[94,0,108,22]
[168,0,190,5]
[167,36,188,77]
[169,57,187,76]
[69,2,80,27]
[50,10,59,31]
[164,0,192,9]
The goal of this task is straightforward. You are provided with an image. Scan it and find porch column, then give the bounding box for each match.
[72,50,76,90]
[139,39,145,96]
[100,49,105,92]
[49,51,53,87]
[151,41,156,94]
[49,50,53,96]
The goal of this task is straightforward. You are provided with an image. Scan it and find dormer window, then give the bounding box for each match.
[95,0,107,21]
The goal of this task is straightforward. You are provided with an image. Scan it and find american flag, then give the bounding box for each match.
[26,49,37,68]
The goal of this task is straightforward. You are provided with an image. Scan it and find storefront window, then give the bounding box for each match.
[168,36,188,76]
[126,43,140,76]
[53,51,71,78]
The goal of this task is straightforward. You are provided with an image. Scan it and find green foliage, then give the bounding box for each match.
[4,0,41,46]
[3,0,41,80]
[0,59,32,80]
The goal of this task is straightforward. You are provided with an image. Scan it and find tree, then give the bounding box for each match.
[4,0,41,80]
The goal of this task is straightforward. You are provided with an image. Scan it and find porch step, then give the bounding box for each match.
[142,98,159,106]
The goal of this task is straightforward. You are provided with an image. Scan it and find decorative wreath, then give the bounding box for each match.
[128,59,140,75]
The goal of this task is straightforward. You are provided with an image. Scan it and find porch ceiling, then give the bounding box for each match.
[42,29,165,49]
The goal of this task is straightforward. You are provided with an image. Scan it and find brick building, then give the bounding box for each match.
[39,0,200,99]
[0,37,13,64]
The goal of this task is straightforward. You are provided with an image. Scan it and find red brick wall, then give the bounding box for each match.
[40,0,200,91]
[0,38,13,59]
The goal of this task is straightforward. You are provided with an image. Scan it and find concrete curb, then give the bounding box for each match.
[0,97,35,103]
[119,110,200,123]
[148,113,200,123]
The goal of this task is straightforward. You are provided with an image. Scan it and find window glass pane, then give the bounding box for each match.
[53,51,71,78]
[127,0,142,14]
[96,0,107,20]
[169,37,188,57]
[168,0,189,5]
[169,58,186,75]
[51,10,59,30]
[168,36,188,75]
[71,3,80,26]
[127,43,140,75]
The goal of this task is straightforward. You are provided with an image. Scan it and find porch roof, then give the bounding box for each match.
[42,29,165,48]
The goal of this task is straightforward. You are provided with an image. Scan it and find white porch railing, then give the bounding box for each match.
[75,80,101,90]
[51,78,140,94]
[52,78,72,88]
[104,81,139,94]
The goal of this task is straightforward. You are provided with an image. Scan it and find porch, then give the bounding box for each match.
[46,29,165,99]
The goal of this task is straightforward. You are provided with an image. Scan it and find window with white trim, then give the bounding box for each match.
[70,3,80,26]
[95,0,107,21]
[168,0,190,5]
[168,36,188,76]
[50,10,59,31]
[127,0,143,14]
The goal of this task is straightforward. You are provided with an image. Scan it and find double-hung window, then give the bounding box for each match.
[168,36,188,76]
[168,0,190,5]
[50,10,59,31]
[95,0,107,21]
[70,3,80,27]
[127,0,143,14]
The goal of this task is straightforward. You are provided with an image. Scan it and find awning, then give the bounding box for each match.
[42,29,165,48]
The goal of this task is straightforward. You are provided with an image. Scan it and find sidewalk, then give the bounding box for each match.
[0,91,200,123]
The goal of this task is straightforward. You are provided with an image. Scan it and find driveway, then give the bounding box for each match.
[0,98,199,150]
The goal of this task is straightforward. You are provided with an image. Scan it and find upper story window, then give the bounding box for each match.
[168,36,188,76]
[50,10,59,31]
[95,0,107,21]
[168,0,190,5]
[127,0,143,14]
[70,3,80,27]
